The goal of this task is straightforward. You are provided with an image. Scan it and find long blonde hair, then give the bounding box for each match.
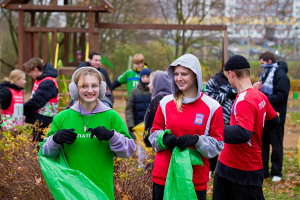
[3,70,25,84]
[174,90,184,112]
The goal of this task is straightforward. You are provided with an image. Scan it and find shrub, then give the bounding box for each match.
[0,126,52,200]
[114,146,154,199]
[0,125,155,199]
[290,79,300,91]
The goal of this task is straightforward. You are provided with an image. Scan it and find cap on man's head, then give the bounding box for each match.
[77,51,82,55]
[140,68,151,77]
[225,55,250,71]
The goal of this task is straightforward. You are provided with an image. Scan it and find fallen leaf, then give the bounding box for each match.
[35,176,42,184]
[277,189,285,193]
[285,173,298,178]
[285,152,294,157]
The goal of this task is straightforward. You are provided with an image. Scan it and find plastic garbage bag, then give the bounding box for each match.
[38,144,109,200]
[132,122,145,142]
[163,147,203,200]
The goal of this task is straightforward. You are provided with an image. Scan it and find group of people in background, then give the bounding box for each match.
[0,57,59,142]
[0,50,290,200]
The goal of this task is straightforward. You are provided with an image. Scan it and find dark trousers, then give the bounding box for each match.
[261,124,284,178]
[153,182,206,200]
[209,155,218,172]
[212,173,265,200]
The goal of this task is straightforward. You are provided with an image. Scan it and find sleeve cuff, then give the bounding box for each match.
[157,129,171,150]
[108,130,120,143]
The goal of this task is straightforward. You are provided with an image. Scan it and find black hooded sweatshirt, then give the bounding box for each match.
[261,61,290,124]
[0,81,23,110]
[24,63,58,127]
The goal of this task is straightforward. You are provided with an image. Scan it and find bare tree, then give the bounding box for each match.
[157,0,225,58]
[98,0,158,53]
[228,0,294,58]
[0,0,54,68]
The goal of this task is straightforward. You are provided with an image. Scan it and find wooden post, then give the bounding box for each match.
[88,11,94,52]
[23,33,32,62]
[63,32,69,65]
[52,29,57,65]
[18,11,24,69]
[94,33,99,52]
[94,12,99,51]
[30,12,35,59]
[30,11,35,26]
[73,33,78,64]
[33,33,39,57]
[80,33,86,61]
[95,12,99,28]
[42,32,48,63]
[222,30,229,69]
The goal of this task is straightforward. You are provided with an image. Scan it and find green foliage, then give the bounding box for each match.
[108,42,174,80]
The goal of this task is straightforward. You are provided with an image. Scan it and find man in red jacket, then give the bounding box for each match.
[213,55,280,200]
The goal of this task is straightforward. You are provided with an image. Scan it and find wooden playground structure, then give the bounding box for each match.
[2,0,229,97]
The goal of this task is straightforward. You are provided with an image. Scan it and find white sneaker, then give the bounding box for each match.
[272,176,282,182]
[209,171,213,179]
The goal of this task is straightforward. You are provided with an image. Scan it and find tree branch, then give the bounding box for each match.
[0,58,15,69]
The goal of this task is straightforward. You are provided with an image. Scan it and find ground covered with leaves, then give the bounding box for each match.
[0,95,299,199]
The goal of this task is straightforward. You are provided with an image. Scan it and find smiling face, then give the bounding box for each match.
[78,74,100,104]
[14,74,27,88]
[89,55,101,69]
[174,66,197,97]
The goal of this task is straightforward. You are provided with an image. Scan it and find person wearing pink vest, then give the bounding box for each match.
[23,58,59,141]
[0,70,26,131]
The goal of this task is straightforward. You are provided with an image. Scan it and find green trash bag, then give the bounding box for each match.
[163,147,203,200]
[38,144,109,200]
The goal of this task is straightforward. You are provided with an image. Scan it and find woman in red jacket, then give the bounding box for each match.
[149,54,224,200]
[0,70,26,131]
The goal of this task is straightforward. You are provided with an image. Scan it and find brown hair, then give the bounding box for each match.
[232,68,250,78]
[132,53,144,64]
[74,68,102,89]
[3,70,25,84]
[88,51,101,60]
[23,58,44,73]
[259,51,277,63]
